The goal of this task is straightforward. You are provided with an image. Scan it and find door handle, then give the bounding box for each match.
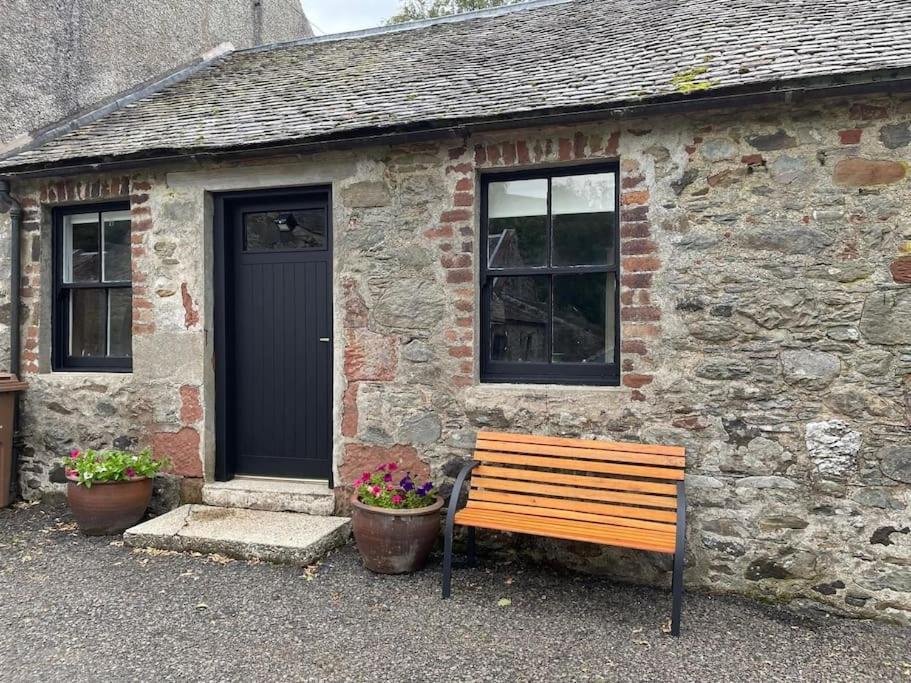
[319,337,331,343]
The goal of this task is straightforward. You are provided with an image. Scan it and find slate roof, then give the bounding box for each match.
[2,0,911,172]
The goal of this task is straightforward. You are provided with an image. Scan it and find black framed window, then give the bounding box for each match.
[53,203,132,371]
[480,164,620,385]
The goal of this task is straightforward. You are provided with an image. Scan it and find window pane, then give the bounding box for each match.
[108,289,132,357]
[102,211,131,282]
[63,214,100,283]
[489,276,549,362]
[244,209,326,250]
[552,173,616,267]
[70,289,106,357]
[552,273,614,364]
[487,179,547,268]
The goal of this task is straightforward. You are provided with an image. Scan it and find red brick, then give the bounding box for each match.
[455,317,472,327]
[341,382,358,437]
[453,376,473,387]
[446,268,473,284]
[620,222,651,239]
[622,373,654,388]
[621,339,647,355]
[180,283,199,329]
[849,103,888,120]
[474,145,487,164]
[448,146,467,160]
[621,190,650,206]
[152,428,202,477]
[447,162,473,175]
[341,444,428,486]
[455,178,473,192]
[132,180,152,192]
[441,209,471,223]
[621,306,662,322]
[605,131,620,156]
[448,345,472,358]
[621,175,646,189]
[622,239,657,255]
[741,154,765,166]
[621,206,649,222]
[622,358,635,372]
[838,128,862,145]
[486,145,502,164]
[455,299,473,313]
[573,132,586,158]
[672,415,708,431]
[441,253,471,269]
[621,256,661,272]
[622,323,660,338]
[558,138,572,161]
[621,272,653,289]
[452,192,474,207]
[179,385,203,423]
[423,225,453,239]
[344,329,397,381]
[630,389,646,402]
[501,142,516,165]
[516,141,531,164]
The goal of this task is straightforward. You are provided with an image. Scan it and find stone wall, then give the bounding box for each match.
[3,90,909,622]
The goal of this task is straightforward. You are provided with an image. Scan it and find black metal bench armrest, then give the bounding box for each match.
[445,460,479,532]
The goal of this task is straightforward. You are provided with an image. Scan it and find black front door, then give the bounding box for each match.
[215,187,333,481]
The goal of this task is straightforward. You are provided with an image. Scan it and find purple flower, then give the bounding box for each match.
[400,475,415,492]
[383,473,393,482]
[417,482,433,497]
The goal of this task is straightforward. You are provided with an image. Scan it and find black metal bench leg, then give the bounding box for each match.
[467,526,477,567]
[670,480,686,637]
[442,513,454,599]
[671,549,683,636]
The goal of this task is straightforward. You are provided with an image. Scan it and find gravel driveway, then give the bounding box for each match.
[1,503,908,682]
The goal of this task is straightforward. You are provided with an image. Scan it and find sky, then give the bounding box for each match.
[301,0,402,35]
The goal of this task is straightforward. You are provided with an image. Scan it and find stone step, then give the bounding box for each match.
[201,477,336,515]
[124,505,351,565]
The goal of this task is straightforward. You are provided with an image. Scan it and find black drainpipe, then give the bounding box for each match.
[0,179,22,504]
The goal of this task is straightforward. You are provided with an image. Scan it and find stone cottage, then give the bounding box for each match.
[0,0,909,622]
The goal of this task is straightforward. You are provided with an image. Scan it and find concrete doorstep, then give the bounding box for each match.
[123,505,351,565]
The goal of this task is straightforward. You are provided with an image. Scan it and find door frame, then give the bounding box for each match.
[212,185,334,484]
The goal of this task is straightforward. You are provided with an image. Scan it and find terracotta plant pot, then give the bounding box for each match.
[351,494,444,574]
[67,478,154,535]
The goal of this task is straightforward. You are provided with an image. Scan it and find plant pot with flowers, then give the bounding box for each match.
[351,463,441,574]
[64,448,170,536]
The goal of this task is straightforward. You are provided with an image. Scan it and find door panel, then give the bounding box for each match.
[217,189,332,480]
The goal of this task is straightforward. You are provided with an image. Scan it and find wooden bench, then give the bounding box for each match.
[442,430,687,635]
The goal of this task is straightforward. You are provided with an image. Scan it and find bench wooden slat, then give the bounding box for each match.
[469,489,678,524]
[472,465,679,496]
[476,439,685,468]
[478,430,686,458]
[470,476,677,509]
[454,508,676,553]
[466,500,678,533]
[474,451,686,481]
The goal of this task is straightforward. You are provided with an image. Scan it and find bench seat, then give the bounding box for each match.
[442,430,687,635]
[455,507,677,553]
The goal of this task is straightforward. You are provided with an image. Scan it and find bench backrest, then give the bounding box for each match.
[468,431,686,535]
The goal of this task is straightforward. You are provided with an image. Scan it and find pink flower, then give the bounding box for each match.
[376,464,386,472]
[371,485,381,495]
[64,468,75,478]
[391,494,403,505]
[386,484,394,491]
[70,449,80,459]
[361,471,370,481]
[125,468,136,478]
[388,463,398,472]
